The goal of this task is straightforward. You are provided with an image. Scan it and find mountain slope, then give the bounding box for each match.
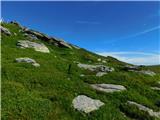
[1,21,160,120]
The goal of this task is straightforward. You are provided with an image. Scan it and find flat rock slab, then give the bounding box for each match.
[91,84,126,93]
[17,40,50,53]
[77,63,114,72]
[72,95,104,113]
[127,101,160,118]
[96,72,107,77]
[15,57,40,67]
[138,70,156,76]
[151,87,160,91]
[1,26,11,36]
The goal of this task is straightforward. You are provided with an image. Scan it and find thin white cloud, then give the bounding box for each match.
[76,20,101,25]
[118,26,160,40]
[97,51,160,65]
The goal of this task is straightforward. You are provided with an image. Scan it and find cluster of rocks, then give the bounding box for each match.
[72,84,126,113]
[123,65,156,76]
[126,101,160,118]
[151,81,160,91]
[17,40,50,53]
[22,27,75,49]
[77,63,114,77]
[15,57,40,67]
[0,26,11,36]
[97,58,107,63]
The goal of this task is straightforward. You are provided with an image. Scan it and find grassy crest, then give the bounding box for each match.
[1,22,160,120]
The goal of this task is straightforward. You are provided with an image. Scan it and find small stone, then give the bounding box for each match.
[80,74,85,77]
[72,95,104,113]
[15,57,40,67]
[102,60,107,63]
[97,58,101,62]
[96,72,107,77]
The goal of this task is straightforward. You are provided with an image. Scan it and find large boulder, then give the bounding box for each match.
[1,26,11,36]
[58,40,72,49]
[17,40,50,53]
[123,65,139,71]
[127,101,160,118]
[91,84,126,93]
[72,95,104,113]
[15,57,40,67]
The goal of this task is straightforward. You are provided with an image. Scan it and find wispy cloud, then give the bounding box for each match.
[97,51,160,65]
[76,20,101,25]
[118,26,160,40]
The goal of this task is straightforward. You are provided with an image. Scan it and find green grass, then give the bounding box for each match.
[1,22,160,120]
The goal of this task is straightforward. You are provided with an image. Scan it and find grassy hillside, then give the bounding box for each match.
[1,22,160,120]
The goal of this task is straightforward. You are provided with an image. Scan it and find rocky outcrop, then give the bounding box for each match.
[123,65,139,71]
[15,57,40,67]
[1,26,11,36]
[77,63,114,72]
[24,33,38,40]
[72,95,104,113]
[58,40,72,49]
[91,84,126,93]
[10,21,24,29]
[127,101,160,118]
[23,29,73,49]
[17,40,50,53]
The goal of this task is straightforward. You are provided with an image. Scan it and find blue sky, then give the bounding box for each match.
[2,1,160,65]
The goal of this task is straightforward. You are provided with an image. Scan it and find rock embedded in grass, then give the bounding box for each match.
[72,95,104,113]
[138,70,156,76]
[17,40,50,53]
[1,26,11,36]
[96,72,107,77]
[77,63,114,72]
[127,101,160,118]
[151,87,160,91]
[15,57,40,67]
[90,84,126,93]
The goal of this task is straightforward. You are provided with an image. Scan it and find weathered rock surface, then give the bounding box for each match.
[72,95,104,113]
[17,40,50,53]
[123,65,139,71]
[24,33,38,40]
[1,26,11,36]
[58,40,72,49]
[151,87,160,91]
[127,101,160,118]
[138,70,156,76]
[15,57,40,67]
[91,84,126,93]
[96,72,107,77]
[77,63,114,72]
[23,29,73,49]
